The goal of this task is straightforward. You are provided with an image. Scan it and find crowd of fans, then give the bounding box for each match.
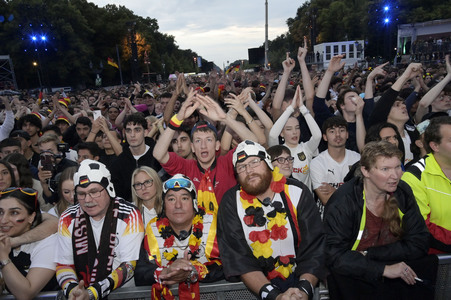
[0,38,449,300]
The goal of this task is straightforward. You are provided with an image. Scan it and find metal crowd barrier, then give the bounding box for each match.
[2,254,450,299]
[435,253,451,300]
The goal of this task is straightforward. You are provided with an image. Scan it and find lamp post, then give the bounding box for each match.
[264,0,269,69]
[31,34,48,89]
[32,61,42,88]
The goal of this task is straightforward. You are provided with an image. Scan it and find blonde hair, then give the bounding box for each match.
[131,166,163,214]
[56,166,77,216]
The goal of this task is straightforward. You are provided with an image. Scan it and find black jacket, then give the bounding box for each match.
[110,138,162,201]
[324,177,429,282]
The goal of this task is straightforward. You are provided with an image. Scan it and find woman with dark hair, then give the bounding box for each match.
[267,145,295,179]
[0,160,17,191]
[324,141,437,300]
[0,187,58,298]
[4,153,50,211]
[365,122,405,167]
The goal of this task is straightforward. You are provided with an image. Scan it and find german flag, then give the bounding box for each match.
[225,64,240,74]
[107,57,119,69]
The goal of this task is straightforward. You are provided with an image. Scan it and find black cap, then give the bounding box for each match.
[10,130,31,140]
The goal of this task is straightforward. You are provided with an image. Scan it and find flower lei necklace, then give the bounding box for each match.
[156,208,205,263]
[240,167,296,280]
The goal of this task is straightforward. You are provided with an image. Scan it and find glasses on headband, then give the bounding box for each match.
[0,187,38,209]
[0,187,38,196]
[163,177,194,194]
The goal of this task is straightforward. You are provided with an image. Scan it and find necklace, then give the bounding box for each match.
[240,167,296,280]
[156,208,205,263]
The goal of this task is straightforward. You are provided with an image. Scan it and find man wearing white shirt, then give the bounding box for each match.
[311,116,360,207]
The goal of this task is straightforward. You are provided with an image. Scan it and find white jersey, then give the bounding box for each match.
[55,200,144,286]
[310,149,360,190]
[288,143,318,191]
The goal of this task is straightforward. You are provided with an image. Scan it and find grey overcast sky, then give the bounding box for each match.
[89,0,306,67]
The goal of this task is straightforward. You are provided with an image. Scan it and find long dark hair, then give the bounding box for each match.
[4,153,33,188]
[0,188,42,229]
[365,122,405,164]
[0,160,17,188]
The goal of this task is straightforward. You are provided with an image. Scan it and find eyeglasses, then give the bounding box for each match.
[272,156,295,164]
[236,158,262,174]
[0,187,38,209]
[163,177,194,193]
[76,187,105,200]
[133,179,153,190]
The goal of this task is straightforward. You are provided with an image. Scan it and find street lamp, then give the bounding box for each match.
[32,61,42,88]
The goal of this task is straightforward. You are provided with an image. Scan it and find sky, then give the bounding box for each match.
[89,0,306,68]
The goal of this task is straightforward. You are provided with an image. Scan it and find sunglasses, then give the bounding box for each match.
[0,187,38,209]
[163,177,193,193]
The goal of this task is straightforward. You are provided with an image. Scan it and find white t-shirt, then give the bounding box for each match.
[310,149,361,190]
[12,233,57,271]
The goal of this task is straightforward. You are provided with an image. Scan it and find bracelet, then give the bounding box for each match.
[259,283,282,300]
[86,287,96,300]
[296,279,314,300]
[246,118,254,125]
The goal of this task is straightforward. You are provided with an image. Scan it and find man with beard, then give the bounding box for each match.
[217,140,325,300]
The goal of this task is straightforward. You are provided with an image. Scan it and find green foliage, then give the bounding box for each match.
[0,0,200,89]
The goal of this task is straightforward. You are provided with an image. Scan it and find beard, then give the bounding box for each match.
[238,168,272,196]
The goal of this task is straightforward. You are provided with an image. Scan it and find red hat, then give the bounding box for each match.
[58,98,68,108]
[56,115,70,125]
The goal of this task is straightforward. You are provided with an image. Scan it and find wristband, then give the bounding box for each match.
[296,279,314,300]
[259,283,282,300]
[168,114,184,130]
[64,282,78,298]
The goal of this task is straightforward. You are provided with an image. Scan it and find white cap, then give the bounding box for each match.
[233,140,273,170]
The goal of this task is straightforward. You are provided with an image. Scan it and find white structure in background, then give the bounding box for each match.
[314,40,365,69]
[397,19,451,64]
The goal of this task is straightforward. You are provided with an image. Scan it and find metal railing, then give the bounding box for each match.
[1,254,449,299]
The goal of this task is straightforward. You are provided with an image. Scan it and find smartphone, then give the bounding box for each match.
[93,110,102,120]
[40,154,54,171]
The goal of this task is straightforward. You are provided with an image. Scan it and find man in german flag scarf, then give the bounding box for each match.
[135,174,223,300]
[217,140,325,300]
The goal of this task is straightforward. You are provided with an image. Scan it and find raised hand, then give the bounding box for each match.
[402,63,423,80]
[282,52,296,73]
[297,36,308,62]
[224,94,247,116]
[176,88,199,120]
[291,85,304,111]
[368,62,389,79]
[196,94,227,122]
[328,54,346,73]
